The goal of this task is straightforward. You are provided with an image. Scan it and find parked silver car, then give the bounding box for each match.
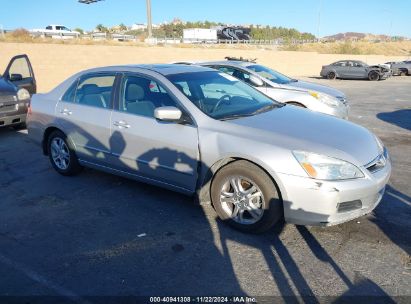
[175,59,349,119]
[386,61,411,76]
[320,60,391,80]
[27,64,391,233]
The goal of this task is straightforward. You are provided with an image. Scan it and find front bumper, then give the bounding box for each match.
[380,71,391,79]
[0,113,27,127]
[277,157,391,226]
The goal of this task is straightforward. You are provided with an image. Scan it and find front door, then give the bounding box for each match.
[110,73,199,192]
[3,54,36,94]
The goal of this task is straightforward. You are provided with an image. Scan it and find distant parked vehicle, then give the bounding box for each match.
[386,61,411,76]
[27,64,391,233]
[0,55,36,129]
[175,59,349,119]
[31,25,80,39]
[320,60,391,81]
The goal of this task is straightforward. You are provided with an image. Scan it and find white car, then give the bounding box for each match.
[31,25,80,39]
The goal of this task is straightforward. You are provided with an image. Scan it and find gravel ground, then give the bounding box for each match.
[0,76,410,303]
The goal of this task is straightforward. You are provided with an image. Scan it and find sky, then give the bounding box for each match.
[0,0,410,38]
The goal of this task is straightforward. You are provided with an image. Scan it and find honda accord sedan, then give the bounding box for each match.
[27,64,391,233]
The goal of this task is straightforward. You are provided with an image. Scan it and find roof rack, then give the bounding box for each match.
[224,56,257,63]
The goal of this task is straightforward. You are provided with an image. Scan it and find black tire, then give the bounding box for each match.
[12,123,26,130]
[210,160,283,233]
[286,101,306,108]
[368,71,380,81]
[399,70,407,76]
[47,130,82,176]
[327,71,336,80]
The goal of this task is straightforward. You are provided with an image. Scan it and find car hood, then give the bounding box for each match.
[0,77,18,95]
[226,105,380,166]
[286,80,346,99]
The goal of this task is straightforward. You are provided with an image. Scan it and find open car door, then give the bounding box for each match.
[3,54,37,94]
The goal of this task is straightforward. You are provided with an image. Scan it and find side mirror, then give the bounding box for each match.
[154,106,182,122]
[9,74,23,81]
[249,75,264,87]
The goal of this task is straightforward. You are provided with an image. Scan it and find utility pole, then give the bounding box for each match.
[317,0,323,42]
[146,0,152,38]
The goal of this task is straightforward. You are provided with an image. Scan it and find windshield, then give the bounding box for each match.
[246,64,293,84]
[166,71,282,120]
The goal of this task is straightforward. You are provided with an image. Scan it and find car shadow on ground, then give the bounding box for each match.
[0,127,401,302]
[377,109,411,131]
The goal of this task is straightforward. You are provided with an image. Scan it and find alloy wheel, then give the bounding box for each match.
[50,137,70,170]
[219,176,264,225]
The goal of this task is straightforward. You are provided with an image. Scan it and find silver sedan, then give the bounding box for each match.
[174,60,349,119]
[27,64,391,233]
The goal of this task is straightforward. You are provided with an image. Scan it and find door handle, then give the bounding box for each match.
[60,108,72,115]
[113,120,130,129]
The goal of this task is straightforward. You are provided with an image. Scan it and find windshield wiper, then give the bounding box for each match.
[220,104,278,121]
[219,113,256,121]
[251,103,278,115]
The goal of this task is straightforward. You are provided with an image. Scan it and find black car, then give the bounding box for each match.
[0,54,36,129]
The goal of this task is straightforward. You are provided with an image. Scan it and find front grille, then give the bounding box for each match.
[0,103,18,114]
[337,200,362,213]
[0,94,17,102]
[0,94,18,114]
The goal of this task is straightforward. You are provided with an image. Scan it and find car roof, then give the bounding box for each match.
[79,64,215,76]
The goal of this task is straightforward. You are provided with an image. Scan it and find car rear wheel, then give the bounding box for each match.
[327,71,336,80]
[368,71,380,81]
[211,160,283,233]
[399,70,407,76]
[47,130,82,176]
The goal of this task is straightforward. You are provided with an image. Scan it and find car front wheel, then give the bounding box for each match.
[368,71,380,81]
[211,160,283,233]
[47,130,82,176]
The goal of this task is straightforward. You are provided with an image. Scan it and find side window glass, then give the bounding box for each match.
[75,74,115,109]
[175,81,192,97]
[8,57,31,79]
[61,79,79,102]
[120,75,177,118]
[217,66,235,75]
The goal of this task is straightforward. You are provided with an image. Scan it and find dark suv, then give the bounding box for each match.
[0,54,36,129]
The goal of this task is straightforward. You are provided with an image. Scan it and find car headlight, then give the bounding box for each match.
[17,88,30,101]
[293,151,364,180]
[309,91,340,107]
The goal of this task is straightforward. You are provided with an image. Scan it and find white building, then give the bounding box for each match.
[183,28,217,43]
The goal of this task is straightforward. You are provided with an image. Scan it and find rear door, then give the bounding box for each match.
[333,61,348,78]
[3,54,36,94]
[55,72,116,166]
[110,73,199,192]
